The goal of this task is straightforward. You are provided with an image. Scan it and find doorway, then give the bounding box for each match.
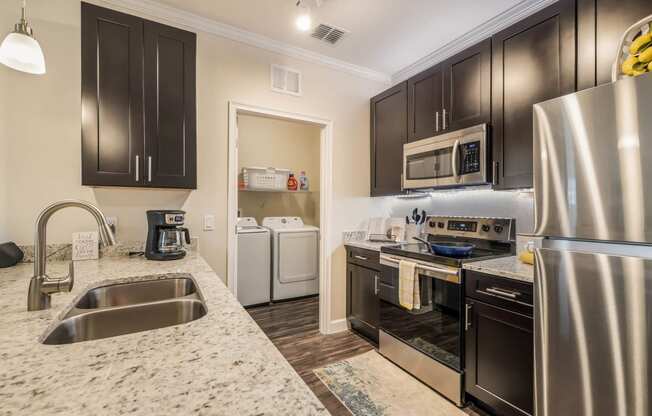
[227,102,333,334]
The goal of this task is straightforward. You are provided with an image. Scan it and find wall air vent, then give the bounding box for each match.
[270,64,302,96]
[311,23,348,45]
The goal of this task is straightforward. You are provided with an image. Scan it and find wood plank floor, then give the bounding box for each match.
[247,296,489,416]
[247,296,374,416]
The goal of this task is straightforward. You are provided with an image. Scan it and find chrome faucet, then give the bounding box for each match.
[27,200,116,311]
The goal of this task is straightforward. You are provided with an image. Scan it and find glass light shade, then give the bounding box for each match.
[0,31,46,75]
[295,13,312,32]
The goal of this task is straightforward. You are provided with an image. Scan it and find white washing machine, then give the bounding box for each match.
[236,217,271,307]
[262,217,320,301]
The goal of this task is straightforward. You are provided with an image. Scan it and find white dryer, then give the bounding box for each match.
[236,217,271,307]
[262,217,319,301]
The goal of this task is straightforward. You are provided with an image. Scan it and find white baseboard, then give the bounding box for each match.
[327,318,349,334]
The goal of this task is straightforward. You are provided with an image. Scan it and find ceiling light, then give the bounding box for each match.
[0,0,46,75]
[295,0,312,32]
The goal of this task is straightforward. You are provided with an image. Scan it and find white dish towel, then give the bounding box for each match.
[399,260,420,310]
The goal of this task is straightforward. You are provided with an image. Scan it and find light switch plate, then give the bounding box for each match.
[203,215,215,231]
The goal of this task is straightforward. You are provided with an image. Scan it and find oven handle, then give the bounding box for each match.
[452,139,460,181]
[380,254,460,282]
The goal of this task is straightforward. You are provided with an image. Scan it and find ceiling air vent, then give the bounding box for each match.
[270,64,302,96]
[311,23,347,45]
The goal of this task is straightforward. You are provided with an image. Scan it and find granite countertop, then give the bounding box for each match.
[0,254,327,415]
[463,255,534,283]
[345,240,401,252]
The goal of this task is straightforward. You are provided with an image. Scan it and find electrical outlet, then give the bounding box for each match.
[203,215,215,231]
[106,216,118,235]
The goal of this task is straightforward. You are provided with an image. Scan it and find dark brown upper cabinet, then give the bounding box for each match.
[575,0,652,90]
[144,21,197,189]
[407,40,491,143]
[491,2,575,190]
[81,3,197,189]
[371,82,408,197]
[443,38,492,132]
[407,65,444,142]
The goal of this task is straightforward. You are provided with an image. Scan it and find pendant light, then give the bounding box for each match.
[0,0,46,75]
[295,0,312,32]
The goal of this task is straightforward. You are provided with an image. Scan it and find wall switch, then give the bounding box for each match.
[203,215,215,231]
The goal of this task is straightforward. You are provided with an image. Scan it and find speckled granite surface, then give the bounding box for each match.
[463,256,534,283]
[18,241,145,263]
[0,254,327,416]
[345,240,401,252]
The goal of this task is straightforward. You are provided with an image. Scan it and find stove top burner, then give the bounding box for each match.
[381,241,513,268]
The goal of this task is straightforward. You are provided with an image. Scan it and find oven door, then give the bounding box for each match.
[378,254,463,371]
[403,123,488,190]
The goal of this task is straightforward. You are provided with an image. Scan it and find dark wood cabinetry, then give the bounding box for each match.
[443,38,492,132]
[465,271,534,416]
[407,40,491,143]
[576,0,652,89]
[370,82,408,197]
[407,65,444,142]
[81,3,197,189]
[491,2,576,190]
[346,246,381,342]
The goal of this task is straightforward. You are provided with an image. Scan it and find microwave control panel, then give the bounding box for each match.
[461,141,481,174]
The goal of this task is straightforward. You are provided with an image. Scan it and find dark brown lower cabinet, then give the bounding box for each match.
[465,294,534,416]
[346,247,381,343]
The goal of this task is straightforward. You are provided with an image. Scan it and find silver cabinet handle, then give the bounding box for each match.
[451,139,460,181]
[135,155,140,182]
[442,108,447,130]
[354,255,368,261]
[147,156,152,182]
[374,275,379,295]
[465,303,472,331]
[435,111,440,132]
[492,161,499,186]
[485,287,520,299]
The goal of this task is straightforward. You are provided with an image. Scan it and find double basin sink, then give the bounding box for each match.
[42,274,207,345]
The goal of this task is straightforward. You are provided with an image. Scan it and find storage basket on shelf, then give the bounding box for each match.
[239,167,290,191]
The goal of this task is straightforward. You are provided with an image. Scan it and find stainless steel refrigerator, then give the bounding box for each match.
[533,73,652,416]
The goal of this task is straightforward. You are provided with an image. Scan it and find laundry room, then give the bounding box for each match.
[235,113,321,310]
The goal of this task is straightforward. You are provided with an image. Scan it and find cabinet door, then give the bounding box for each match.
[347,263,380,341]
[443,38,491,132]
[407,65,444,141]
[81,3,144,187]
[144,21,197,189]
[576,0,652,89]
[492,3,575,190]
[465,299,534,416]
[370,82,407,197]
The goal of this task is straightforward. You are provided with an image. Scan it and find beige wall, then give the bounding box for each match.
[237,114,320,226]
[0,0,386,322]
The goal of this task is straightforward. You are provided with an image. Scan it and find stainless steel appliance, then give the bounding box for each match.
[533,73,652,416]
[145,210,190,261]
[403,124,489,190]
[378,216,515,406]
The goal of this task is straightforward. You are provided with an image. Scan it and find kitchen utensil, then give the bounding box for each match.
[421,210,427,224]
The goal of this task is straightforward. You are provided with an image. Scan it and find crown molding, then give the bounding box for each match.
[92,0,392,84]
[391,0,558,83]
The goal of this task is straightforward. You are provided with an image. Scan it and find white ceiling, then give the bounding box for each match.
[153,0,525,78]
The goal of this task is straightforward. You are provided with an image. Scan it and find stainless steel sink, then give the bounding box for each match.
[42,274,207,345]
[74,277,198,309]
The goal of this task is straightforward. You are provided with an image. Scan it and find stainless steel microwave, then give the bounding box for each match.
[403,124,489,190]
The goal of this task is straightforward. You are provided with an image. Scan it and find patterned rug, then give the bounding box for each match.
[313,351,474,416]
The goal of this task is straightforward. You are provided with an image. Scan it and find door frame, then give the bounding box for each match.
[227,101,334,334]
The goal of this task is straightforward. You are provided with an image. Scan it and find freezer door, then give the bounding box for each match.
[535,246,652,416]
[533,75,652,244]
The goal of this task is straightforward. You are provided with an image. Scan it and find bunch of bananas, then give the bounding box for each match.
[622,32,652,77]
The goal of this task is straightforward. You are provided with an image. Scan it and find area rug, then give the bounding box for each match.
[313,350,472,416]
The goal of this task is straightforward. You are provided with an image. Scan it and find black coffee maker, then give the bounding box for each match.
[146,210,191,260]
